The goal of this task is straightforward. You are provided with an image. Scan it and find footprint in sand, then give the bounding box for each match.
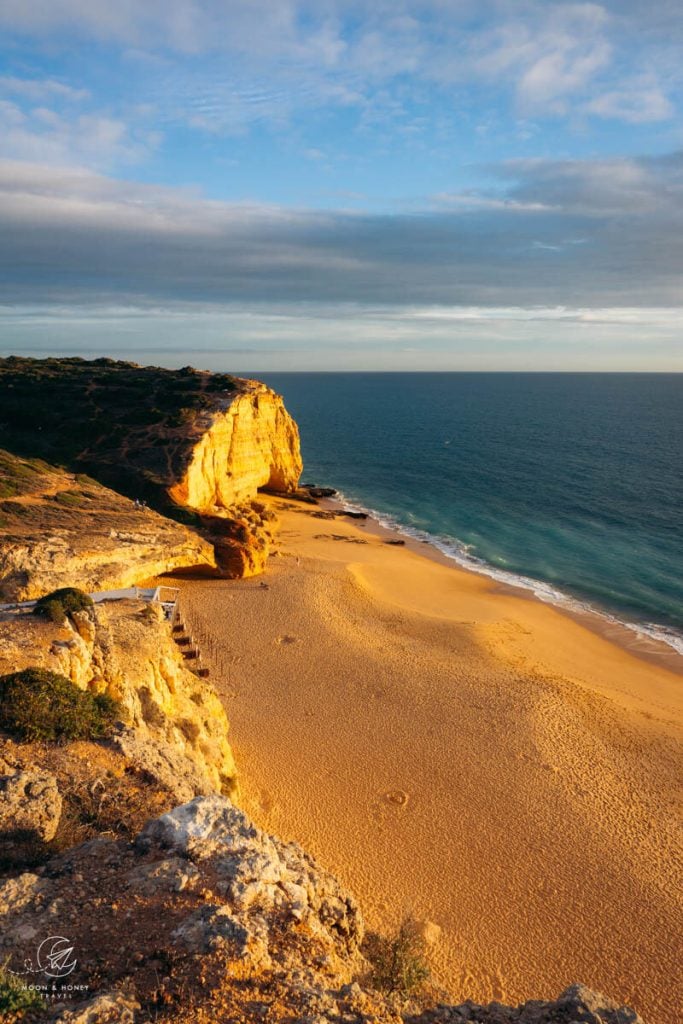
[382,789,409,808]
[256,789,275,813]
[276,635,299,645]
[415,919,442,946]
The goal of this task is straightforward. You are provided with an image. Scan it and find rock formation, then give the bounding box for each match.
[0,358,303,581]
[0,450,216,601]
[0,598,236,800]
[167,380,302,511]
[0,768,61,842]
[0,795,644,1024]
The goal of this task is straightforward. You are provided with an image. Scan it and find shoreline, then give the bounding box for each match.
[316,493,683,676]
[174,495,682,1022]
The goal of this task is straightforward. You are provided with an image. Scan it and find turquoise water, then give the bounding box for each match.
[252,373,683,653]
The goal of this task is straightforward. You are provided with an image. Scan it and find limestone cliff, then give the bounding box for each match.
[0,357,303,580]
[0,358,302,511]
[0,450,216,601]
[0,599,236,799]
[167,380,302,511]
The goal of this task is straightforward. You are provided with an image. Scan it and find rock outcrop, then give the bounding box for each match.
[410,984,644,1023]
[0,450,216,602]
[0,768,62,841]
[0,358,303,582]
[167,380,302,511]
[0,796,644,1024]
[0,599,236,800]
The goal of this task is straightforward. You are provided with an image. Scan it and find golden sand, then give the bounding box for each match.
[178,498,683,1022]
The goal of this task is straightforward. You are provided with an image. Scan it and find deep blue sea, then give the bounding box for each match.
[251,373,683,653]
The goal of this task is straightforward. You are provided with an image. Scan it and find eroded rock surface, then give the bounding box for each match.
[0,450,215,602]
[168,380,302,511]
[0,769,62,842]
[0,796,645,1024]
[0,599,236,800]
[410,984,644,1023]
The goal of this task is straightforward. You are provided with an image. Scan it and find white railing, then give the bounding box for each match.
[0,585,180,618]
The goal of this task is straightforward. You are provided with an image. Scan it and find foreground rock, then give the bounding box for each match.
[0,768,61,841]
[410,983,644,1023]
[0,796,369,1023]
[0,795,644,1024]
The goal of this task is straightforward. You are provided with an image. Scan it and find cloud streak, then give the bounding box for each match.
[0,152,681,313]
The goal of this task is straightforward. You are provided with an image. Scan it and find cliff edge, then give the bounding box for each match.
[167,378,302,511]
[0,358,303,582]
[0,450,216,601]
[0,795,645,1023]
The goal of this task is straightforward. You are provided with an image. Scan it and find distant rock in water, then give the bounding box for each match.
[307,486,338,498]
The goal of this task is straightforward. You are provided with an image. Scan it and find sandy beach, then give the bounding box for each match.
[176,497,683,1023]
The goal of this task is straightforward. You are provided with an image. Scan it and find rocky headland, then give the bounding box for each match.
[0,359,651,1023]
[0,357,302,586]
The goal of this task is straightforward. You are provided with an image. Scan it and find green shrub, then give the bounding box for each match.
[365,917,430,998]
[0,668,119,743]
[32,587,94,625]
[0,962,45,1017]
[53,490,87,508]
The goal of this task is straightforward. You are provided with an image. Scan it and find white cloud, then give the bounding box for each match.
[585,80,674,123]
[0,1,678,132]
[0,75,89,102]
[0,99,160,168]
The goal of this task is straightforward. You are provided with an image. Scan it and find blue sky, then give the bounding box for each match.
[0,0,682,369]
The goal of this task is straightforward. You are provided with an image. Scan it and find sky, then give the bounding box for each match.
[0,0,682,370]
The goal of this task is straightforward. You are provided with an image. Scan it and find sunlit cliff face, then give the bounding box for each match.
[168,381,302,512]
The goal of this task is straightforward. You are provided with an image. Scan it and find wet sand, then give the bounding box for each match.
[177,498,683,1022]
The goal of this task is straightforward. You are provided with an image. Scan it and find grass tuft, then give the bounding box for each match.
[0,668,119,743]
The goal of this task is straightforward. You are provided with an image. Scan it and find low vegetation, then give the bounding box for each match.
[0,449,57,499]
[0,357,240,503]
[0,961,46,1018]
[365,917,431,999]
[32,587,94,625]
[0,668,119,743]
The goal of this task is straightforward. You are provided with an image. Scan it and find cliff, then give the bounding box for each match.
[0,357,303,581]
[0,598,236,801]
[0,357,302,511]
[0,450,216,601]
[167,380,301,510]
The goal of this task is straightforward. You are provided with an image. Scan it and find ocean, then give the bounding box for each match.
[251,373,683,654]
